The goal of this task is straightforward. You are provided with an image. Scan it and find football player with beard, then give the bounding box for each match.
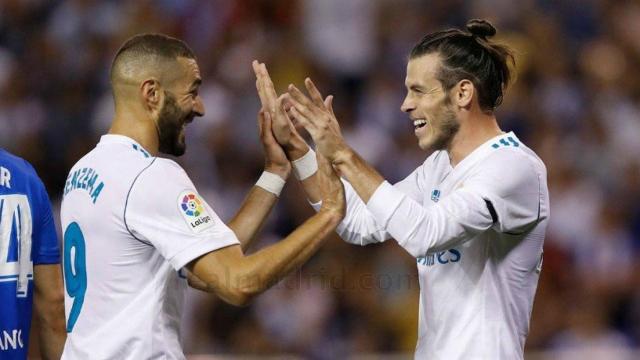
[259,19,549,359]
[60,34,345,359]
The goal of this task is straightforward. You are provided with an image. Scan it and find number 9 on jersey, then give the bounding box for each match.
[63,222,87,333]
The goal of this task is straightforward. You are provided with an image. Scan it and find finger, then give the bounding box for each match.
[275,96,293,126]
[284,93,316,122]
[286,108,299,126]
[261,111,274,143]
[278,94,292,111]
[257,110,265,137]
[263,111,272,136]
[260,63,278,106]
[288,105,316,134]
[287,84,314,108]
[255,79,271,109]
[280,95,299,125]
[324,95,335,117]
[253,62,271,108]
[252,60,261,77]
[304,78,325,108]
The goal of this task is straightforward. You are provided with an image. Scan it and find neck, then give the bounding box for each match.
[447,111,502,166]
[109,107,160,156]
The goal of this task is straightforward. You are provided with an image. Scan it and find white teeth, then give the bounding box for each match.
[413,119,427,127]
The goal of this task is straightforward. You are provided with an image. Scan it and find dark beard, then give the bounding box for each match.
[157,91,187,156]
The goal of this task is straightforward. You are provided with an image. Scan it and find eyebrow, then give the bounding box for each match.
[190,78,202,89]
[406,82,426,92]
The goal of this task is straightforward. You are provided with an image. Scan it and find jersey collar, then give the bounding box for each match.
[98,134,153,158]
[449,131,520,173]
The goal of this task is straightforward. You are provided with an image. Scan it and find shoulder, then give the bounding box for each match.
[146,158,187,175]
[415,150,449,175]
[1,149,37,176]
[0,149,46,188]
[472,146,545,196]
[483,144,544,176]
[424,150,448,167]
[143,158,190,184]
[129,157,195,197]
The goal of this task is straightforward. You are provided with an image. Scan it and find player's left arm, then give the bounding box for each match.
[352,152,542,257]
[285,80,542,257]
[30,178,66,359]
[33,264,66,360]
[226,110,291,251]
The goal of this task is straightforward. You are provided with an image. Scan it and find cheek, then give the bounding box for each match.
[418,97,440,112]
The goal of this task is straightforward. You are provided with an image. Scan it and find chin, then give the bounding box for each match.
[417,135,436,151]
[417,140,430,151]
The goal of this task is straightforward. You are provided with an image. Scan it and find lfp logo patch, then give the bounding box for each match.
[181,193,204,217]
[178,191,215,233]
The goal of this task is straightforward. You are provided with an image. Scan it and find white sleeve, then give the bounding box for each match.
[125,159,240,270]
[463,150,543,234]
[310,165,425,246]
[366,150,542,258]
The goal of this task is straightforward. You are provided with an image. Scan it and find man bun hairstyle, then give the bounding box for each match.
[410,19,514,112]
[466,19,497,39]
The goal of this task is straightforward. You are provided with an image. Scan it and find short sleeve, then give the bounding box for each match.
[125,159,239,270]
[463,150,543,234]
[31,174,60,265]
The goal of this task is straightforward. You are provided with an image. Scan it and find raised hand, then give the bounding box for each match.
[284,78,349,163]
[258,110,290,179]
[252,60,300,151]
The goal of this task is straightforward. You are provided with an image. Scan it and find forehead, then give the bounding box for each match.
[406,53,441,85]
[172,57,201,85]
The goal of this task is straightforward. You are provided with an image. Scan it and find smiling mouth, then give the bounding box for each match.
[413,119,428,130]
[183,116,194,126]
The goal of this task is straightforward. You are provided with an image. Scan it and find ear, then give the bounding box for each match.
[140,78,163,113]
[453,79,474,108]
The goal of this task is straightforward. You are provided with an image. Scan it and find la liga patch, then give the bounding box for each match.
[178,190,215,233]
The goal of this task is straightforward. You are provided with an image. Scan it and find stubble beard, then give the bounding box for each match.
[421,96,460,151]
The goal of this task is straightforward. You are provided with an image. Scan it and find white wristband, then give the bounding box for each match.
[256,171,286,197]
[292,148,318,180]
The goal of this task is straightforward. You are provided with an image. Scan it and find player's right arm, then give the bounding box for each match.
[186,152,345,306]
[224,110,291,251]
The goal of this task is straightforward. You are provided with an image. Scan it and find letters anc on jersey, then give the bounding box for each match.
[177,190,214,233]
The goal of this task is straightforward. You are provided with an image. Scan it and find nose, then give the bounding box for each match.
[193,96,205,117]
[400,94,414,113]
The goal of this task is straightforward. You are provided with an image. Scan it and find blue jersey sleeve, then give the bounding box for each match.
[29,163,60,265]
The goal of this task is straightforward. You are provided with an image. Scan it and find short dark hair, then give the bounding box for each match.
[110,33,195,80]
[410,19,514,112]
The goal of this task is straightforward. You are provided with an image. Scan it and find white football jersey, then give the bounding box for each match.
[60,135,239,359]
[319,132,548,359]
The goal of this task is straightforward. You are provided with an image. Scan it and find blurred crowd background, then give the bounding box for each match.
[2,0,640,358]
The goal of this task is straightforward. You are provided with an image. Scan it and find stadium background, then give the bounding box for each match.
[1,0,640,358]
